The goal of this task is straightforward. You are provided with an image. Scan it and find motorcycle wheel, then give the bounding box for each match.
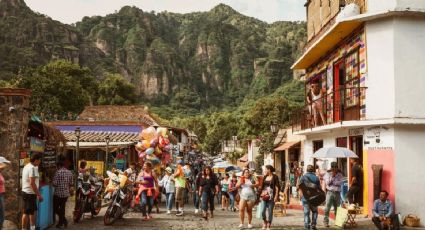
[92,198,102,216]
[103,205,117,225]
[73,199,85,223]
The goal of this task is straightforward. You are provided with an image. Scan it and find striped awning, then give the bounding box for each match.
[62,131,139,142]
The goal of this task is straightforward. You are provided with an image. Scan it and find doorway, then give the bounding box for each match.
[349,135,364,206]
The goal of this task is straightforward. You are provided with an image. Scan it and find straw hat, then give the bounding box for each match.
[0,157,11,169]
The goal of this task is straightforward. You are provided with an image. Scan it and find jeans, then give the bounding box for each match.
[346,184,360,204]
[201,192,215,212]
[140,190,154,216]
[261,200,275,224]
[324,191,340,224]
[217,191,222,204]
[302,200,318,229]
[53,195,68,226]
[165,193,175,211]
[194,192,200,209]
[0,194,4,229]
[229,192,235,210]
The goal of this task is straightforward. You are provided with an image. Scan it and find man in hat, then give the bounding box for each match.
[21,153,43,230]
[174,161,186,216]
[323,162,344,227]
[298,165,320,230]
[53,160,73,228]
[0,157,11,229]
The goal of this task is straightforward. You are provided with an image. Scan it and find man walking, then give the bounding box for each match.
[298,165,320,230]
[346,158,362,204]
[323,162,344,227]
[21,153,43,230]
[53,160,74,228]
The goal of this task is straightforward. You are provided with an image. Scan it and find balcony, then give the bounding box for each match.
[292,87,366,132]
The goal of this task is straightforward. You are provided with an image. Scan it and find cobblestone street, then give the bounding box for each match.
[62,201,379,230]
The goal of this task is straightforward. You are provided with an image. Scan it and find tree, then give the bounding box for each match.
[202,112,240,155]
[17,61,95,116]
[97,74,137,105]
[244,97,291,135]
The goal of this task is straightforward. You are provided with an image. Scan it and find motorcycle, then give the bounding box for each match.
[73,173,103,223]
[103,171,134,225]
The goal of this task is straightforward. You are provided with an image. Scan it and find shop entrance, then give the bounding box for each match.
[349,135,364,206]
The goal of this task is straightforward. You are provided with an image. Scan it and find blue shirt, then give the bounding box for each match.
[324,171,344,192]
[298,172,320,202]
[372,199,393,218]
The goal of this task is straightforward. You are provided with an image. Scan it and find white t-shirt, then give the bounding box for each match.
[22,163,39,194]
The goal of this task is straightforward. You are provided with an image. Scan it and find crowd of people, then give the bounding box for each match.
[0,152,398,230]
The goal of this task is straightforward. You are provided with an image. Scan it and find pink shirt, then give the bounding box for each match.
[0,173,5,194]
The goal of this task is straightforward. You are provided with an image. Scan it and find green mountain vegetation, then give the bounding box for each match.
[0,0,307,154]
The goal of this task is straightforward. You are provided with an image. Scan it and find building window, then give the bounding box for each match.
[344,50,360,108]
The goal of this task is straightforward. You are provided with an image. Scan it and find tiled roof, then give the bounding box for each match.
[62,131,139,142]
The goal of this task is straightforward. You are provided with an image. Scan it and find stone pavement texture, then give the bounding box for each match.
[61,201,383,230]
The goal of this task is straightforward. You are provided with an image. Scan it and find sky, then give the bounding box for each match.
[24,0,306,24]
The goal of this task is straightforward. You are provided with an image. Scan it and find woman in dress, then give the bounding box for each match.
[237,169,259,229]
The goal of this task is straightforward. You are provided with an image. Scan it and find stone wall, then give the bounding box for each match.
[0,88,31,226]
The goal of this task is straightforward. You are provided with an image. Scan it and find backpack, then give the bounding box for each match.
[299,175,326,206]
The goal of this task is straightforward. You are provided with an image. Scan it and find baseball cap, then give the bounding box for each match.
[331,162,338,168]
[165,167,172,173]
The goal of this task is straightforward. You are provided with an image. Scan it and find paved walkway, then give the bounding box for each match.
[61,201,380,230]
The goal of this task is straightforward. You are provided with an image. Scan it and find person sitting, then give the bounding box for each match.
[372,190,398,229]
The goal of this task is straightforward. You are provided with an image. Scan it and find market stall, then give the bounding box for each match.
[20,117,66,229]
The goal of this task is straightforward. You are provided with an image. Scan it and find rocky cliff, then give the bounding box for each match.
[0,1,306,108]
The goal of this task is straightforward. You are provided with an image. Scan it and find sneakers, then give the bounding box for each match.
[247,224,253,229]
[194,209,199,214]
[238,224,244,229]
[167,210,171,214]
[147,215,153,219]
[142,216,149,221]
[176,211,184,216]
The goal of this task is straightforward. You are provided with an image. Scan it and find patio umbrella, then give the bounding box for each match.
[312,147,358,158]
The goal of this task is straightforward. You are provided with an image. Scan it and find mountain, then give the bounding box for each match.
[0,0,306,112]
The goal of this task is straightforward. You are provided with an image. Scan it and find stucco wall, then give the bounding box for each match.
[393,17,425,119]
[365,19,396,120]
[394,125,425,225]
[368,0,425,12]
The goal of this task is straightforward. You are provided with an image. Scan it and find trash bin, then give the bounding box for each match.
[36,185,54,230]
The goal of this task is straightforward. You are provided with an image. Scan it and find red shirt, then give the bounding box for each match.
[0,172,5,194]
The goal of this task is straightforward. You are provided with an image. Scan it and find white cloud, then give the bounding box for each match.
[24,0,306,24]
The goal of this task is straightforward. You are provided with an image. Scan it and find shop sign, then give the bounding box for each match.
[349,127,364,136]
[43,144,56,168]
[30,137,45,152]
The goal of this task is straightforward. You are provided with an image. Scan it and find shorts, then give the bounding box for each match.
[221,191,229,198]
[22,192,37,215]
[175,187,185,203]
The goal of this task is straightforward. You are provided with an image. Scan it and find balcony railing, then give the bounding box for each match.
[292,87,367,132]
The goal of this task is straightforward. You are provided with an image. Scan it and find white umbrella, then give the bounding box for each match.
[312,147,358,158]
[212,161,233,169]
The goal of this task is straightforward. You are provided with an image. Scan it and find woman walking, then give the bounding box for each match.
[228,174,239,212]
[159,167,175,214]
[221,174,230,210]
[199,166,219,219]
[237,169,259,229]
[136,162,159,221]
[260,165,280,230]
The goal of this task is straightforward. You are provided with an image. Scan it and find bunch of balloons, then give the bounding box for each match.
[135,126,173,172]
